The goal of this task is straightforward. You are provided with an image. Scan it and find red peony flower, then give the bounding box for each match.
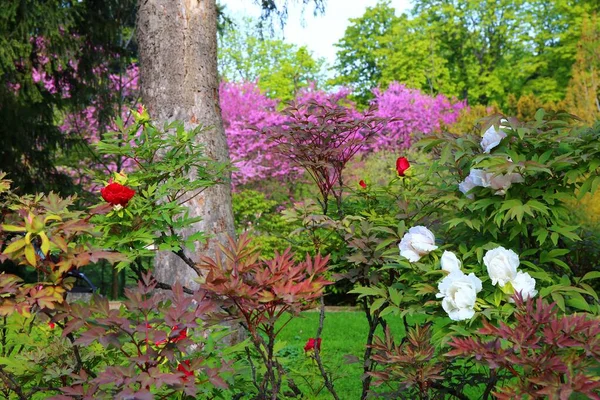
[177,360,194,380]
[396,157,410,176]
[359,180,367,189]
[304,337,322,352]
[100,182,135,207]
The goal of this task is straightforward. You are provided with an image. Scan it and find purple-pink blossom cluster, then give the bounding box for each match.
[56,62,464,188]
[220,81,303,185]
[370,82,466,151]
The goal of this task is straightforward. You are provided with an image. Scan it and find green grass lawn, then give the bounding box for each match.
[275,310,407,399]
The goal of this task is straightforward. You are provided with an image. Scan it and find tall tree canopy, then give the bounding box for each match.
[333,0,595,107]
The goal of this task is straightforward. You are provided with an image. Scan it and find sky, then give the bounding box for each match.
[221,0,413,66]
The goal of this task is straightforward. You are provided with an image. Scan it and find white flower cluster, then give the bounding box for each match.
[483,246,538,302]
[437,251,482,321]
[459,123,523,199]
[398,226,537,321]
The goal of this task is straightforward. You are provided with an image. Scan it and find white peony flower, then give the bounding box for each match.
[398,226,438,262]
[481,125,507,153]
[483,247,519,287]
[488,172,524,195]
[437,271,483,321]
[510,271,538,301]
[441,251,462,273]
[459,169,488,199]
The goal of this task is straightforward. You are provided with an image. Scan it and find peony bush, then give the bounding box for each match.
[0,106,598,399]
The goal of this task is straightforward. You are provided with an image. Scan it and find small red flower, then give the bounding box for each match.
[177,360,194,380]
[48,322,55,329]
[172,325,187,343]
[396,157,410,176]
[304,337,322,352]
[359,180,367,189]
[155,325,187,346]
[100,182,135,207]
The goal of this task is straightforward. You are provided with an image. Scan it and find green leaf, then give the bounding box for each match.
[551,292,565,311]
[369,298,386,314]
[378,305,396,318]
[2,239,27,254]
[581,271,600,282]
[565,292,590,312]
[388,287,402,306]
[348,286,385,299]
[0,225,26,232]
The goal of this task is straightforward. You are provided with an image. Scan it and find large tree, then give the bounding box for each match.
[136,0,324,286]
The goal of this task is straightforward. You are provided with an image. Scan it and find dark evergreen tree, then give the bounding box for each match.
[0,0,136,194]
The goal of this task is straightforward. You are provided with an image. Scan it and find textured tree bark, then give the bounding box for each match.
[136,0,235,288]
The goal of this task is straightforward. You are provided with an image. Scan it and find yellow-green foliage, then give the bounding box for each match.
[506,93,562,121]
[571,191,600,228]
[445,104,502,135]
[563,13,600,124]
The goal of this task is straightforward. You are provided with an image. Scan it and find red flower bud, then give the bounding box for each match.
[100,182,135,207]
[359,180,367,189]
[396,157,410,176]
[304,337,322,352]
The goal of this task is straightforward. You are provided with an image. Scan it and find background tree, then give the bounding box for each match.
[564,13,600,123]
[218,16,326,102]
[332,1,398,104]
[333,0,594,108]
[378,14,456,97]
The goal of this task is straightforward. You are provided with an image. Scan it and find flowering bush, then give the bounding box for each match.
[370,82,466,151]
[448,295,600,399]
[419,111,600,312]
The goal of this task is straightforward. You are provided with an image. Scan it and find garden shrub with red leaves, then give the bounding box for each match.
[200,233,332,399]
[447,294,600,399]
[261,99,388,216]
[47,273,234,399]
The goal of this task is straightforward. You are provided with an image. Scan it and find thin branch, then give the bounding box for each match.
[313,296,340,400]
[0,366,27,400]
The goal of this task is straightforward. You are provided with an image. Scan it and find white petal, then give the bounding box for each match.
[441,251,462,273]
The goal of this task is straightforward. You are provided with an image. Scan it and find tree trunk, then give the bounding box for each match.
[136,0,235,288]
